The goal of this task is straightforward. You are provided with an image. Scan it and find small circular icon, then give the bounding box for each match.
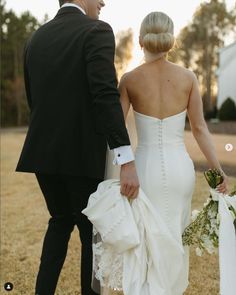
[4,282,13,291]
[225,143,234,152]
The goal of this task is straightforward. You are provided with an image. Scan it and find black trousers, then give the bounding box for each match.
[35,173,102,295]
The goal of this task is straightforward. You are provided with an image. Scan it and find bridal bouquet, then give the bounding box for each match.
[182,169,236,256]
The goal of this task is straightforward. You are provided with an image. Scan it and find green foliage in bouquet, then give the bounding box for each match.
[182,169,224,255]
[204,169,224,189]
[182,200,219,250]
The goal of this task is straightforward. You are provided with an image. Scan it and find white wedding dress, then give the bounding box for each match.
[95,108,196,294]
[133,109,195,293]
[134,109,195,253]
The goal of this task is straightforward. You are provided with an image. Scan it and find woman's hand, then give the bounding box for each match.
[216,173,229,194]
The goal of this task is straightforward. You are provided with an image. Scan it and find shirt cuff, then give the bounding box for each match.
[112,145,135,166]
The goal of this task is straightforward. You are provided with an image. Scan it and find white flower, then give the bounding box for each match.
[208,207,216,218]
[210,219,217,228]
[209,227,216,235]
[201,237,217,255]
[196,247,203,256]
[201,235,210,243]
[210,189,220,201]
[216,213,220,225]
[191,210,200,221]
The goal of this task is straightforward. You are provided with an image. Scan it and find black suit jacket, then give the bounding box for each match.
[16,7,130,178]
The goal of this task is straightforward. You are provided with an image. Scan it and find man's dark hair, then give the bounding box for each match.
[59,1,73,7]
[59,0,64,6]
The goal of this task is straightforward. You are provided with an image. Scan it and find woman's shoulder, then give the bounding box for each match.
[120,64,147,85]
[120,61,198,88]
[119,68,141,87]
[168,61,196,78]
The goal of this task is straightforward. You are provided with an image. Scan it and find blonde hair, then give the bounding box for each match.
[140,12,175,54]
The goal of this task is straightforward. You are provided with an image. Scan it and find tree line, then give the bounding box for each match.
[1,0,40,126]
[1,0,235,126]
[170,0,236,117]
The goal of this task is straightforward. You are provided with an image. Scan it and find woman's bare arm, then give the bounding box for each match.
[187,72,229,193]
[118,74,131,121]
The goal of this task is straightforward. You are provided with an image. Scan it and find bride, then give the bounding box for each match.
[96,11,228,295]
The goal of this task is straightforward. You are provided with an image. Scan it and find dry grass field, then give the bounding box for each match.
[1,128,236,295]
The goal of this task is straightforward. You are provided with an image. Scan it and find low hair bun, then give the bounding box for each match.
[143,32,175,53]
[140,12,175,54]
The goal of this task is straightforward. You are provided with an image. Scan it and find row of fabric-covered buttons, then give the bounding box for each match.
[157,121,170,227]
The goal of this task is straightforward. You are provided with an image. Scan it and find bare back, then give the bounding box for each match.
[123,59,193,119]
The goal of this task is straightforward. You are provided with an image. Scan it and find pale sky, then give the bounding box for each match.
[5,0,236,68]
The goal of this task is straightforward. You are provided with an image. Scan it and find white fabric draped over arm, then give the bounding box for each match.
[210,189,236,295]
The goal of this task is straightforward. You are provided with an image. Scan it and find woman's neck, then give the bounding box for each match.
[144,49,167,63]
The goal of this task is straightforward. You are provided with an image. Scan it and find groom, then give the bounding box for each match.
[16,0,139,294]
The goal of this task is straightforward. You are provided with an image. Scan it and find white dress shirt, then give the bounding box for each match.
[61,3,134,166]
[61,3,86,14]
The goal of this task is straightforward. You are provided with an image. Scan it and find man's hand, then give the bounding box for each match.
[120,161,140,199]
